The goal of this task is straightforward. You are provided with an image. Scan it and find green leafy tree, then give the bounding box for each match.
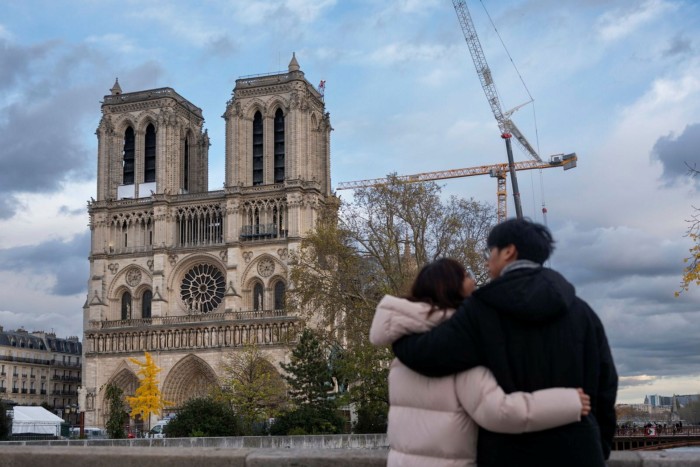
[270,404,345,436]
[289,177,495,431]
[0,399,10,440]
[164,397,241,438]
[273,328,344,435]
[216,345,287,435]
[104,383,128,439]
[126,352,171,430]
[281,328,335,407]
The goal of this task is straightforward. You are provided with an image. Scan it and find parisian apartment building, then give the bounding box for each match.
[0,326,82,412]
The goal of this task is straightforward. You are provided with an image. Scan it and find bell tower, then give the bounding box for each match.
[95,81,209,201]
[223,53,331,195]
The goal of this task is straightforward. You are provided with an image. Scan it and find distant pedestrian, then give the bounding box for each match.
[393,219,618,467]
[370,258,591,467]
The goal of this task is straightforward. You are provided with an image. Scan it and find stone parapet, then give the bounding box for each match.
[1,445,700,467]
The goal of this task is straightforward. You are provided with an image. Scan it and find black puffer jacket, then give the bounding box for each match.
[392,267,618,467]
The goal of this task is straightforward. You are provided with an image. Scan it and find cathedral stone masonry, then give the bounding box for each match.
[83,54,332,428]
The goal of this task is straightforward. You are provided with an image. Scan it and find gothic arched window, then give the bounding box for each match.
[183,135,190,192]
[274,109,285,183]
[274,281,285,310]
[253,282,264,311]
[121,292,132,320]
[252,111,263,185]
[123,127,135,185]
[144,123,156,183]
[142,290,152,319]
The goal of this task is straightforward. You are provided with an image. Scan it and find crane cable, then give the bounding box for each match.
[479,0,548,223]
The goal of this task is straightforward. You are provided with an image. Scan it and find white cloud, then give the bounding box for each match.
[0,271,83,339]
[85,34,140,55]
[418,67,459,87]
[225,0,335,25]
[131,5,227,46]
[617,374,700,403]
[0,181,93,248]
[369,43,454,65]
[596,0,678,42]
[0,24,12,41]
[285,0,336,22]
[393,0,441,14]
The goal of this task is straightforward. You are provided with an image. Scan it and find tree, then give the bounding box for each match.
[281,328,335,407]
[164,397,240,438]
[0,399,10,440]
[126,352,170,430]
[679,399,700,424]
[288,177,496,431]
[615,404,652,424]
[272,328,344,435]
[677,207,700,295]
[677,163,700,295]
[104,383,128,439]
[216,345,287,435]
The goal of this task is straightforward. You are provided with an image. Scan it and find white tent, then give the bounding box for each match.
[11,406,64,436]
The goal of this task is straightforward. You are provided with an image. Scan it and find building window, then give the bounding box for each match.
[253,282,264,311]
[144,123,156,183]
[274,109,285,183]
[274,281,285,310]
[121,292,132,320]
[142,290,152,319]
[252,111,263,185]
[123,127,135,185]
[183,136,190,192]
[180,264,226,314]
[176,205,224,247]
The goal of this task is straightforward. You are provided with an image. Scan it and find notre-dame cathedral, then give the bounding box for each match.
[82,54,332,428]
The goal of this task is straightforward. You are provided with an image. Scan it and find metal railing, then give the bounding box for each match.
[0,355,51,365]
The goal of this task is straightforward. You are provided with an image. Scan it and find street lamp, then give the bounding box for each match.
[65,404,78,426]
[78,386,86,438]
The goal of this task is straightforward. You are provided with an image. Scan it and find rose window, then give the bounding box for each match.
[180,264,225,313]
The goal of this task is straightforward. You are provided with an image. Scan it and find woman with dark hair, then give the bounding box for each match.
[370,258,589,467]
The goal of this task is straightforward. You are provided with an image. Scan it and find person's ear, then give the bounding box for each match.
[503,244,518,261]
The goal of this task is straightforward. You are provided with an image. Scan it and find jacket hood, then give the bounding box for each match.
[473,267,576,322]
[369,295,454,346]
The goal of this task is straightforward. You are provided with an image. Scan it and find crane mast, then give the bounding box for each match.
[452,0,541,163]
[453,0,549,219]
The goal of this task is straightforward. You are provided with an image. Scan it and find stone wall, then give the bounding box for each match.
[1,435,700,466]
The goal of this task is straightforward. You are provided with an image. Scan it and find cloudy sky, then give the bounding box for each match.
[0,0,699,404]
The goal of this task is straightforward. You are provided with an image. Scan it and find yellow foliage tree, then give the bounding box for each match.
[676,211,700,296]
[127,352,172,430]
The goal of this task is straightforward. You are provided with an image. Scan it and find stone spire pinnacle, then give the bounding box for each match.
[110,78,122,95]
[288,52,300,72]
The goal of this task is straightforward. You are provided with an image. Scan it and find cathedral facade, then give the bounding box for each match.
[82,55,332,427]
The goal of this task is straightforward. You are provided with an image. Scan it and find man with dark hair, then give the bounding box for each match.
[393,218,618,467]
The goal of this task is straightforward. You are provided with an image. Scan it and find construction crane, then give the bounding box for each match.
[336,154,577,223]
[451,0,576,219]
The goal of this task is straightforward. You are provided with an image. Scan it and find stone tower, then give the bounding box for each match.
[82,55,331,428]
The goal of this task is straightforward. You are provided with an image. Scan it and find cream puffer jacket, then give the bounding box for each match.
[370,295,583,467]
